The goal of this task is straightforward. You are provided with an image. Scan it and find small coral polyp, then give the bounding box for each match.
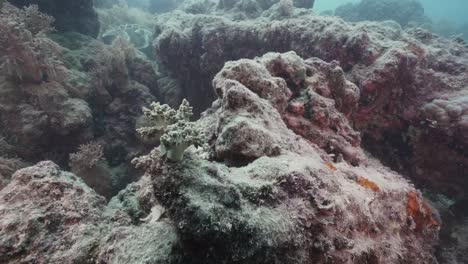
[138,99,203,162]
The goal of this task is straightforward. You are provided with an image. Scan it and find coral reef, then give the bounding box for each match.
[9,0,100,37]
[1,1,468,263]
[151,8,468,260]
[0,3,58,82]
[0,3,92,162]
[0,50,442,263]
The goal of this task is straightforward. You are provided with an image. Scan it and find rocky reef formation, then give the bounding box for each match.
[151,6,468,261]
[153,6,468,203]
[1,0,468,262]
[134,52,439,263]
[334,0,429,27]
[9,0,100,37]
[0,53,440,263]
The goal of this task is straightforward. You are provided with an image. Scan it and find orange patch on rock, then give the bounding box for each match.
[324,161,337,172]
[357,176,380,192]
[406,192,439,232]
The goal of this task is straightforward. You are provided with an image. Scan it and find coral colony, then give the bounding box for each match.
[0,0,468,263]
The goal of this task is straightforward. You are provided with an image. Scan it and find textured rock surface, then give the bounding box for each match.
[212,52,364,165]
[0,161,180,263]
[0,161,108,263]
[134,52,440,263]
[9,0,100,37]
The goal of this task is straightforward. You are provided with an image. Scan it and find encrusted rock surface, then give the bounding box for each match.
[0,161,180,263]
[0,161,108,263]
[212,52,364,165]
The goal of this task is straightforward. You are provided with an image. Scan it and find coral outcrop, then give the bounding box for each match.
[0,161,108,263]
[212,52,363,165]
[0,52,441,263]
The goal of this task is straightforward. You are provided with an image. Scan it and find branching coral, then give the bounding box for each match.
[137,99,204,162]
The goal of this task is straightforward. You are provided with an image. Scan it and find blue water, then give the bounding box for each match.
[315,0,468,26]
